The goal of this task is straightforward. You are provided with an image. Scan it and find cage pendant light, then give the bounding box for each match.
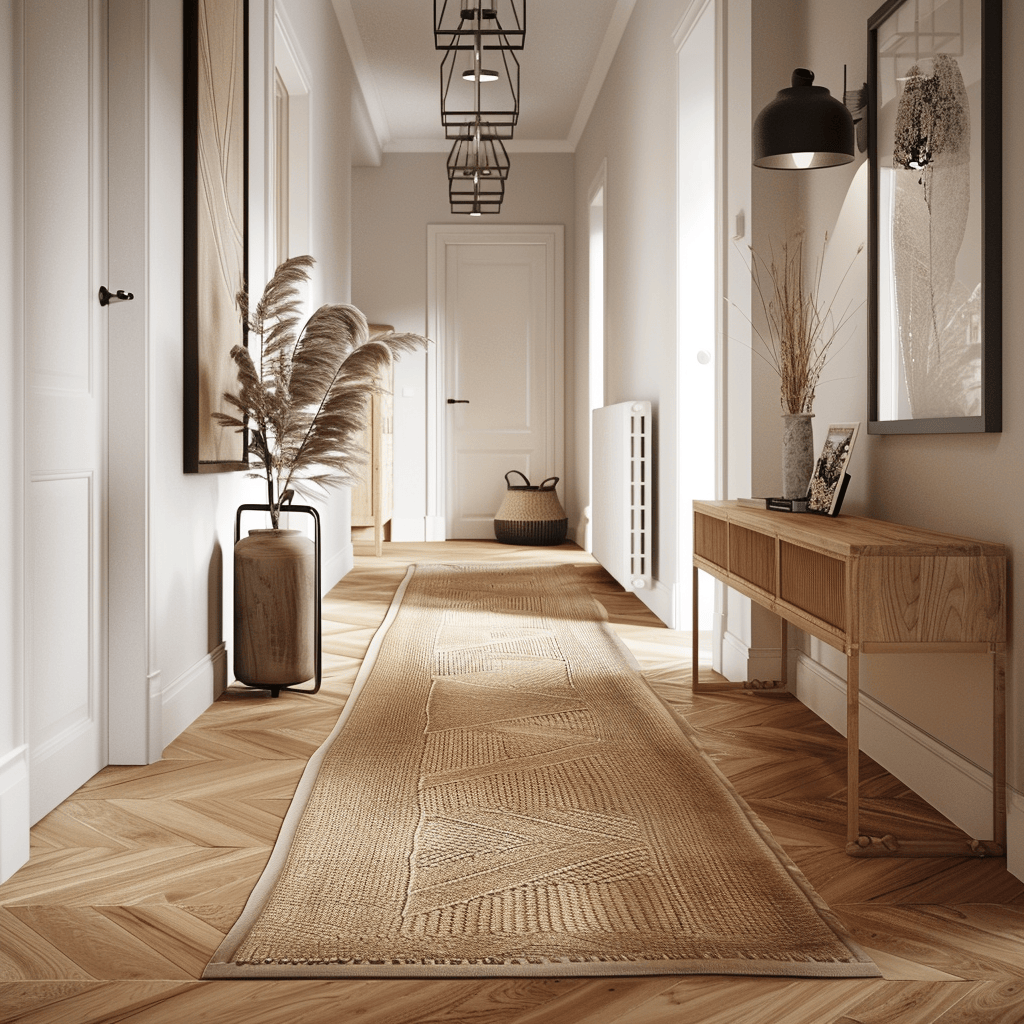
[434,0,525,51]
[440,18,520,137]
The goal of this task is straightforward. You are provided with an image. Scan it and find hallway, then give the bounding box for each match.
[2,542,1021,1023]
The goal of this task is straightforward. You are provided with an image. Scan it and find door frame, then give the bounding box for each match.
[426,224,565,542]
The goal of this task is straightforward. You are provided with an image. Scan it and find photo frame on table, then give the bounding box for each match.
[183,0,250,473]
[867,0,1001,435]
[809,423,859,516]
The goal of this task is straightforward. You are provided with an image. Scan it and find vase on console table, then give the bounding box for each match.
[781,412,814,499]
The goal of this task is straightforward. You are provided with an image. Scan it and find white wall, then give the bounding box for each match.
[350,152,575,541]
[572,0,683,623]
[750,0,1023,873]
[0,1,29,880]
[0,0,363,882]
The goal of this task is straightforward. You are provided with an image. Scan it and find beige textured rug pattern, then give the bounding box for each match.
[205,563,879,978]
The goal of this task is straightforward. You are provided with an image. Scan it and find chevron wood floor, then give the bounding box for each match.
[2,540,1022,1024]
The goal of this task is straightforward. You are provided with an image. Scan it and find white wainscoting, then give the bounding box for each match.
[0,746,30,883]
[792,651,998,842]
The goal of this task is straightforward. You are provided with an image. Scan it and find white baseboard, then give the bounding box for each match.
[637,578,673,627]
[0,745,30,884]
[323,542,353,594]
[1007,788,1024,883]
[390,516,426,543]
[792,652,998,841]
[425,516,446,542]
[721,630,782,686]
[160,647,221,752]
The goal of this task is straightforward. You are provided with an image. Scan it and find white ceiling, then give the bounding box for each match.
[330,0,637,154]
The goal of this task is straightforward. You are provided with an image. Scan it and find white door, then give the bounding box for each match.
[23,0,108,821]
[433,229,564,539]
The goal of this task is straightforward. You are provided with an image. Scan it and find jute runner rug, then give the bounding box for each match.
[205,562,878,979]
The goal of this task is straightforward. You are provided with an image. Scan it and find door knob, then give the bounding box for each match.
[99,286,134,306]
[447,399,470,404]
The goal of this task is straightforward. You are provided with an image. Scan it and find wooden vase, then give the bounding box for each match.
[234,528,316,688]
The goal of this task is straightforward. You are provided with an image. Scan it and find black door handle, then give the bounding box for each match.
[99,286,134,306]
[447,399,470,404]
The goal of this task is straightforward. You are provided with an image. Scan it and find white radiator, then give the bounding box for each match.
[591,401,652,592]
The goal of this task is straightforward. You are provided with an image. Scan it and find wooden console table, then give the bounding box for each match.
[692,500,1007,858]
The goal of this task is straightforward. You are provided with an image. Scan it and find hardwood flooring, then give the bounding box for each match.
[2,540,1022,1024]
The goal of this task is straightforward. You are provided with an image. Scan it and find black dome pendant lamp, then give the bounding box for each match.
[753,68,855,169]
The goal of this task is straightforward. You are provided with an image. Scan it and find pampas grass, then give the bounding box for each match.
[745,232,863,415]
[214,256,428,528]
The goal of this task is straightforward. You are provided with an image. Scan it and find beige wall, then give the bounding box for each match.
[351,152,575,536]
[572,0,683,613]
[750,0,1022,865]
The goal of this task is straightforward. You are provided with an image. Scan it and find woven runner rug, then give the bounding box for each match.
[205,562,878,979]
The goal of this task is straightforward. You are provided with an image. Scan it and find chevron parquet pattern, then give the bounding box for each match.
[1,540,1022,1023]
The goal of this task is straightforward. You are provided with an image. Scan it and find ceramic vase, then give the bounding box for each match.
[234,528,315,688]
[781,412,815,499]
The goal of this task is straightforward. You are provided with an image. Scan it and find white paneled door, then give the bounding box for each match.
[23,0,108,821]
[434,228,564,539]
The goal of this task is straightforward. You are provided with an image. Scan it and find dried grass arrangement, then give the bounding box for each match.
[745,232,864,415]
[215,256,427,527]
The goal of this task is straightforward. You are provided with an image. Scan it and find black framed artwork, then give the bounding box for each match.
[183,0,249,472]
[867,0,1001,434]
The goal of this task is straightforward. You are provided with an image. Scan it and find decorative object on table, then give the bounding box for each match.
[808,422,859,516]
[743,231,864,498]
[183,0,250,473]
[215,256,428,693]
[868,0,1002,434]
[493,471,567,545]
[205,562,879,979]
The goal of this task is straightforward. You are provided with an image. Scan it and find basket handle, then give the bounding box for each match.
[538,476,560,490]
[504,470,532,488]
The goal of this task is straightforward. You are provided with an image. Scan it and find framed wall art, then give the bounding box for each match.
[867,0,1001,434]
[183,0,250,472]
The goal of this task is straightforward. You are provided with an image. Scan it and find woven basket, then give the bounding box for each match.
[494,471,568,546]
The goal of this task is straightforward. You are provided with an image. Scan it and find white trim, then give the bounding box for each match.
[673,0,714,50]
[323,542,354,596]
[389,516,426,543]
[1007,788,1024,883]
[636,578,673,627]
[567,0,638,149]
[426,225,564,542]
[0,746,30,883]
[721,630,782,686]
[329,0,391,148]
[793,652,1001,841]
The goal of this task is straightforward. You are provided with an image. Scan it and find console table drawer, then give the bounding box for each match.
[779,541,846,630]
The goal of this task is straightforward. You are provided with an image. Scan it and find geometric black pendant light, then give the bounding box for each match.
[752,68,855,169]
[433,0,525,51]
[437,0,526,214]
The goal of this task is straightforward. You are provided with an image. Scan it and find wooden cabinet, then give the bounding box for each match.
[692,500,1007,858]
[350,327,394,556]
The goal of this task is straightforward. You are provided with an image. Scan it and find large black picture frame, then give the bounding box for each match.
[867,0,1001,434]
[183,0,250,472]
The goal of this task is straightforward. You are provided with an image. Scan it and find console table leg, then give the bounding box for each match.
[847,648,861,849]
[692,566,701,690]
[780,619,788,689]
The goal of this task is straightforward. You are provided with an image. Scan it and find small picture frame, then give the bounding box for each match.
[808,423,859,516]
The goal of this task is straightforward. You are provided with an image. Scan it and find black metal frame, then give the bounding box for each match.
[867,0,1002,434]
[184,0,250,471]
[433,0,525,51]
[440,43,520,135]
[234,503,322,696]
